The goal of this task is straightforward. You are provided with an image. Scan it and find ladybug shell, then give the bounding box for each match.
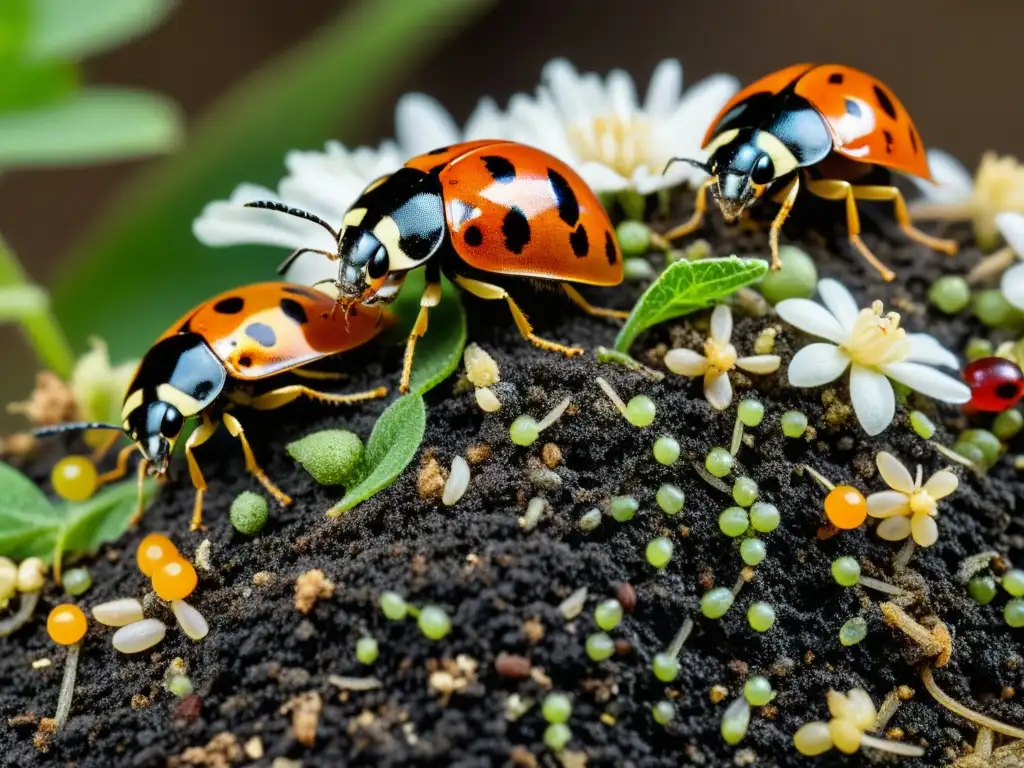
[704,64,932,180]
[407,140,622,286]
[161,282,392,380]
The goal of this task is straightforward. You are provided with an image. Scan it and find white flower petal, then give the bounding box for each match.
[876,451,915,494]
[775,299,847,344]
[704,370,733,411]
[542,59,589,121]
[1001,261,1024,311]
[710,304,733,343]
[908,148,974,204]
[394,93,461,157]
[911,514,939,547]
[606,69,639,120]
[193,188,337,253]
[787,344,850,387]
[576,161,630,193]
[463,97,506,140]
[997,211,1024,257]
[643,59,682,118]
[905,334,961,369]
[817,278,860,332]
[665,348,709,377]
[867,491,911,519]
[849,364,895,436]
[736,355,781,374]
[881,361,972,404]
[877,515,912,542]
[283,254,339,286]
[923,469,959,500]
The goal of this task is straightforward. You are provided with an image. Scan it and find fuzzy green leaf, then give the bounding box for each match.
[25,0,176,62]
[614,256,769,352]
[328,394,426,516]
[0,0,32,59]
[60,477,157,556]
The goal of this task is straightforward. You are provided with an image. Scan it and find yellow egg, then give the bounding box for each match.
[51,456,99,502]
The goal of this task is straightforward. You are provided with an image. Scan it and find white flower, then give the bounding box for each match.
[777,279,971,436]
[910,150,1024,249]
[503,58,738,195]
[664,304,780,410]
[192,94,506,285]
[995,212,1024,312]
[866,451,958,548]
[70,337,138,425]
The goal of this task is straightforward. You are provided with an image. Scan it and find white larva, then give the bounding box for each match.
[442,456,470,506]
[112,619,167,654]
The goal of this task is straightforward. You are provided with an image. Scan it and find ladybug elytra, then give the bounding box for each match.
[247,140,625,392]
[665,63,957,281]
[36,282,391,529]
[963,357,1024,413]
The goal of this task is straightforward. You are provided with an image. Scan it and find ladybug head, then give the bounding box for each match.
[706,133,778,221]
[126,401,183,476]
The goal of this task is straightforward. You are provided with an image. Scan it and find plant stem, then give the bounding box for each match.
[0,234,74,377]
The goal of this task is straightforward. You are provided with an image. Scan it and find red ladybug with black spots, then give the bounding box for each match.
[665,63,957,281]
[247,140,625,392]
[35,282,392,530]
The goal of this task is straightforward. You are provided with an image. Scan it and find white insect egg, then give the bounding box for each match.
[92,598,145,627]
[112,619,167,654]
[171,600,210,641]
[442,456,470,506]
[475,386,502,412]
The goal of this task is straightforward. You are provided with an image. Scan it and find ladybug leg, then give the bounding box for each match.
[767,176,801,271]
[129,458,150,527]
[221,411,292,509]
[247,383,387,410]
[96,443,139,486]
[664,178,712,241]
[399,281,444,394]
[561,284,628,321]
[291,368,347,382]
[804,177,896,282]
[182,415,219,531]
[90,429,121,461]
[454,275,584,358]
[850,185,958,256]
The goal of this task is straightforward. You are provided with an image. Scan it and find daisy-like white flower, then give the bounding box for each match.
[776,279,971,436]
[909,149,1024,249]
[994,212,1024,312]
[664,304,781,410]
[192,94,506,285]
[866,451,958,547]
[503,58,738,195]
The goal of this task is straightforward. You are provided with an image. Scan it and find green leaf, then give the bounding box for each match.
[0,0,31,59]
[614,256,769,352]
[0,87,181,168]
[0,58,78,112]
[328,394,426,516]
[0,460,156,562]
[51,0,496,359]
[25,0,176,62]
[386,273,467,395]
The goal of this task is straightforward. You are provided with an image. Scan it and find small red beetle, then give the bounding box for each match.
[247,140,625,392]
[665,63,956,281]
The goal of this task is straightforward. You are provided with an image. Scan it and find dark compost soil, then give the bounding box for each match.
[2,191,1023,768]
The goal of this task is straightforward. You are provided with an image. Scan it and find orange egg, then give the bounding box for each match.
[152,558,198,601]
[47,604,88,646]
[824,485,868,530]
[136,533,178,577]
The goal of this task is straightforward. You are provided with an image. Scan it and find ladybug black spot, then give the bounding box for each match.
[827,72,844,84]
[482,155,516,184]
[569,224,589,258]
[245,322,277,348]
[279,297,309,325]
[213,296,244,315]
[502,207,531,254]
[427,145,450,155]
[428,163,447,177]
[283,286,321,300]
[844,99,862,119]
[873,84,897,120]
[909,126,919,154]
[996,382,1022,400]
[604,231,617,265]
[883,130,894,153]
[239,355,253,367]
[547,168,579,226]
[464,225,483,247]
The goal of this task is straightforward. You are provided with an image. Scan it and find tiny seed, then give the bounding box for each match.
[839,616,868,646]
[113,619,167,654]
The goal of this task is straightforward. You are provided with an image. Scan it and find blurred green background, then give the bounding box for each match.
[0,0,1021,427]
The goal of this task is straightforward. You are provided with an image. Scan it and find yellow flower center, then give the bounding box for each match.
[908,489,937,517]
[704,337,737,373]
[567,114,653,179]
[840,301,912,368]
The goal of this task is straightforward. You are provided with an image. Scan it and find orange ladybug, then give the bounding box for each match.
[247,140,625,392]
[665,63,957,280]
[35,282,391,529]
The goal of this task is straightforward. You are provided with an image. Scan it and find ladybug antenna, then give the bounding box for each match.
[663,157,711,175]
[33,422,121,437]
[243,201,340,241]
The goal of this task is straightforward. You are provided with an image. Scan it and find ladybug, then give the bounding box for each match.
[963,356,1024,413]
[665,63,957,281]
[35,282,391,529]
[246,140,625,392]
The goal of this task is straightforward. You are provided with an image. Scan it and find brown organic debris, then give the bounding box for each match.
[541,443,562,468]
[523,617,544,644]
[495,653,532,679]
[33,717,56,753]
[170,733,243,768]
[8,372,79,426]
[509,745,539,768]
[417,452,447,501]
[879,602,950,665]
[281,692,322,748]
[616,582,637,613]
[465,443,492,465]
[293,569,334,614]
